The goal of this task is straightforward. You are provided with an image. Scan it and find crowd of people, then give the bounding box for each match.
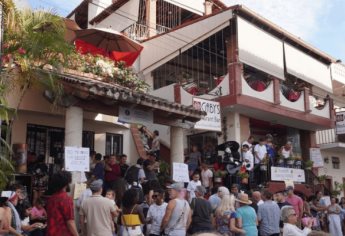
[0,132,342,236]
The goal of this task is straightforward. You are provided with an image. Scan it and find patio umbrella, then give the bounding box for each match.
[74,27,143,65]
[74,27,143,52]
[63,18,81,43]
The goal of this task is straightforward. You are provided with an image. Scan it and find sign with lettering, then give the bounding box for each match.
[118,106,153,124]
[271,167,305,182]
[172,162,190,183]
[193,98,221,131]
[310,148,324,168]
[64,147,90,172]
[336,111,345,134]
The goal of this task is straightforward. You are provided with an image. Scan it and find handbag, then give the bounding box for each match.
[122,205,144,236]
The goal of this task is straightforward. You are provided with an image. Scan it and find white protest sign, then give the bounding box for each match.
[271,167,305,183]
[64,147,90,172]
[310,148,324,167]
[172,162,190,183]
[193,98,221,131]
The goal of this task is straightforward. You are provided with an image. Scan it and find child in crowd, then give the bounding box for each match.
[187,172,202,203]
[242,144,254,184]
[105,189,121,236]
[30,198,47,222]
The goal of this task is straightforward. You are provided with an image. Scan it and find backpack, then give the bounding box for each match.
[124,165,140,185]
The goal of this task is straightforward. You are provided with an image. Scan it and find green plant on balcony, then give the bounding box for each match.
[286,156,295,165]
[331,181,345,197]
[317,175,327,184]
[304,160,314,170]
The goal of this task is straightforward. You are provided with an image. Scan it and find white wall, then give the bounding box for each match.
[11,110,139,165]
[319,149,345,198]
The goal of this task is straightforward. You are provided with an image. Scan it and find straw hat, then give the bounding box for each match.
[235,193,252,205]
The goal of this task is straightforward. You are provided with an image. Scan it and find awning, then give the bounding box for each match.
[285,43,333,93]
[237,17,285,80]
[331,63,345,85]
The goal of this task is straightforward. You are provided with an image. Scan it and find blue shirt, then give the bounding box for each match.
[236,205,258,236]
[258,200,281,236]
[93,162,104,180]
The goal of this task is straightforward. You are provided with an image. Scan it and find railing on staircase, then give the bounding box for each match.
[305,169,331,196]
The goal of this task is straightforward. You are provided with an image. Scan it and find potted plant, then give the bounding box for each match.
[276,155,284,166]
[260,158,268,171]
[214,170,226,183]
[317,175,327,184]
[286,156,295,166]
[238,172,250,184]
[304,160,314,170]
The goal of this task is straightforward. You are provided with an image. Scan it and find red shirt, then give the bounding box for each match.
[104,163,121,182]
[286,194,303,217]
[46,190,74,236]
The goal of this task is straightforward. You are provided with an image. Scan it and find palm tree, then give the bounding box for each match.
[0,1,73,190]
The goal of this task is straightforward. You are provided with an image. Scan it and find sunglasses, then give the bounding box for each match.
[289,213,297,217]
[152,195,158,198]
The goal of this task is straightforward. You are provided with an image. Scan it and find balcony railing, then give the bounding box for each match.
[316,128,337,145]
[123,23,171,41]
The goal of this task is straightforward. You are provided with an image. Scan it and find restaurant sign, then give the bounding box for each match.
[193,98,221,131]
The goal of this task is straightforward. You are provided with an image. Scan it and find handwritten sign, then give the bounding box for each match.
[172,162,190,183]
[65,147,90,172]
[310,148,324,167]
[271,167,305,182]
[73,183,87,200]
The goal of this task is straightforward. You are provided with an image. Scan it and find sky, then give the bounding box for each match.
[16,0,345,62]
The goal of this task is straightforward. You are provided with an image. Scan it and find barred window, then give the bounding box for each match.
[332,156,340,169]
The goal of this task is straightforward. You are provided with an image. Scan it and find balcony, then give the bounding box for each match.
[316,128,345,152]
[123,23,171,41]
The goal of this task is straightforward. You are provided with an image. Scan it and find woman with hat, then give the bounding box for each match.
[235,193,258,236]
[281,206,312,235]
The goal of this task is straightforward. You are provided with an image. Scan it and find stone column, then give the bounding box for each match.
[146,0,157,38]
[64,106,85,184]
[170,126,184,165]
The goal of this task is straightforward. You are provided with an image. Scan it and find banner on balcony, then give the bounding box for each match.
[336,111,345,134]
[193,98,221,131]
[118,106,153,124]
[310,148,324,167]
[271,167,305,182]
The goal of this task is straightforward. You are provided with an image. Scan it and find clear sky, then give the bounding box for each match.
[21,0,345,62]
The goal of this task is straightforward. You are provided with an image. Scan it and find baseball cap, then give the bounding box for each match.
[167,182,184,191]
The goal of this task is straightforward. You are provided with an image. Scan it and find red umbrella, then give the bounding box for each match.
[74,27,143,65]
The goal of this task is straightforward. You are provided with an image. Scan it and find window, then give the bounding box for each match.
[105,133,123,156]
[82,131,95,151]
[332,156,340,169]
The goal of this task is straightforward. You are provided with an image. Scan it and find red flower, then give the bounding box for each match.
[18,48,26,54]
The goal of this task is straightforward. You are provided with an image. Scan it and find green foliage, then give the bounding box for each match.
[304,160,313,168]
[237,172,249,179]
[157,161,170,187]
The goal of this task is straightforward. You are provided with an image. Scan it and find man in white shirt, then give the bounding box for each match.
[254,138,267,185]
[146,189,168,236]
[187,173,202,203]
[201,163,213,192]
[242,136,254,152]
[242,144,254,186]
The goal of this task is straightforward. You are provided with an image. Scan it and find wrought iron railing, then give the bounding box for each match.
[123,23,171,41]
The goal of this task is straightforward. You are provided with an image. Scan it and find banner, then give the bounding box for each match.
[336,112,345,134]
[118,106,153,124]
[193,98,221,131]
[310,148,324,168]
[271,167,305,182]
[64,147,90,172]
[172,162,190,183]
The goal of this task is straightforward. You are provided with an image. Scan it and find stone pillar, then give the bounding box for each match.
[146,0,157,38]
[225,112,242,144]
[204,0,213,15]
[64,106,85,184]
[170,126,184,165]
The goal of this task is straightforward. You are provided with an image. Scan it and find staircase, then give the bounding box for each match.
[130,125,148,159]
[130,125,171,163]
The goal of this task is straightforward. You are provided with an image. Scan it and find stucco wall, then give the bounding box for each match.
[318,149,345,198]
[11,110,139,165]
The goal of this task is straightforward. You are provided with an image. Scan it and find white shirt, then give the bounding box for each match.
[254,144,267,164]
[147,203,168,235]
[242,151,254,170]
[257,200,264,206]
[77,188,92,208]
[242,140,252,149]
[283,223,311,236]
[187,180,201,202]
[201,169,213,188]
